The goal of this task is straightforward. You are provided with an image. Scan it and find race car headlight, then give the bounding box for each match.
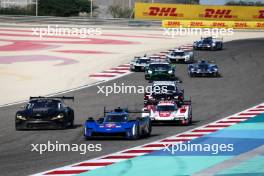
[52,113,64,120]
[168,70,173,74]
[148,70,153,74]
[16,114,26,120]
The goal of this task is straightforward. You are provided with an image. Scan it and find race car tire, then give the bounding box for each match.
[15,124,22,131]
[130,123,140,140]
[69,120,74,128]
[145,121,152,137]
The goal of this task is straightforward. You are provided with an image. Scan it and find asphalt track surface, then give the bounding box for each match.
[0,39,263,176]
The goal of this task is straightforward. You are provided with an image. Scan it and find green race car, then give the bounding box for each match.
[145,62,176,81]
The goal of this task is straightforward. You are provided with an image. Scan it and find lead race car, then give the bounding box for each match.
[188,60,220,77]
[142,100,192,125]
[193,37,223,50]
[84,107,151,139]
[166,48,194,63]
[15,96,74,130]
[130,55,151,72]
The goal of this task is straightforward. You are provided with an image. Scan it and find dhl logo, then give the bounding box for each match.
[234,22,248,28]
[146,7,183,17]
[256,22,264,27]
[253,10,264,19]
[167,21,181,26]
[190,21,204,27]
[212,22,226,27]
[200,8,236,19]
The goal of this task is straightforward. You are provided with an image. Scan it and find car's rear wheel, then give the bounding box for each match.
[145,122,152,137]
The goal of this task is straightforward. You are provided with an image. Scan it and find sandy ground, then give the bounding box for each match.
[0,24,263,105]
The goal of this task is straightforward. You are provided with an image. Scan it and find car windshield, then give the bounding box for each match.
[157,105,176,111]
[138,59,150,64]
[172,52,185,56]
[198,64,209,69]
[105,114,128,122]
[27,100,59,109]
[149,64,170,70]
[202,39,212,44]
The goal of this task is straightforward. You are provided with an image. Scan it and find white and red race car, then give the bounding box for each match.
[142,100,192,125]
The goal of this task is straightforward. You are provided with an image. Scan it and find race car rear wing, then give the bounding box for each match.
[30,96,74,101]
[201,36,223,41]
[103,107,149,116]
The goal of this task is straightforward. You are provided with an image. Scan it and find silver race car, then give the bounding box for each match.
[166,48,194,63]
[130,55,151,72]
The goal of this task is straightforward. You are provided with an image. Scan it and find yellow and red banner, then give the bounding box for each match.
[135,2,264,21]
[162,20,264,29]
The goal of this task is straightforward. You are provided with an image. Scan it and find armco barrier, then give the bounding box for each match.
[162,20,264,29]
[135,2,264,21]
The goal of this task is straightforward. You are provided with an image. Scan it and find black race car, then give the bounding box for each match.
[193,37,223,50]
[15,96,74,130]
[144,81,184,106]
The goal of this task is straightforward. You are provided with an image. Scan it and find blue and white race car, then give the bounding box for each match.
[193,37,223,50]
[188,60,220,77]
[84,107,151,139]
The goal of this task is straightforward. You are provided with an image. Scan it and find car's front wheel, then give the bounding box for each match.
[130,123,140,140]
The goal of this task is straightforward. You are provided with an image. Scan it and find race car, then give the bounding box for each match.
[145,62,176,81]
[166,48,194,63]
[193,37,223,50]
[188,60,220,77]
[15,96,74,130]
[130,55,151,72]
[142,100,192,125]
[144,81,184,106]
[84,107,151,139]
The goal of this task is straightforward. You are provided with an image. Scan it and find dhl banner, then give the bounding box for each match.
[162,20,264,29]
[135,2,264,21]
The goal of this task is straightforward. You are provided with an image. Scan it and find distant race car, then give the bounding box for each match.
[142,100,192,125]
[84,107,151,139]
[188,60,220,77]
[144,81,184,106]
[193,37,223,50]
[166,48,194,63]
[145,62,176,81]
[15,96,74,130]
[130,55,151,72]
